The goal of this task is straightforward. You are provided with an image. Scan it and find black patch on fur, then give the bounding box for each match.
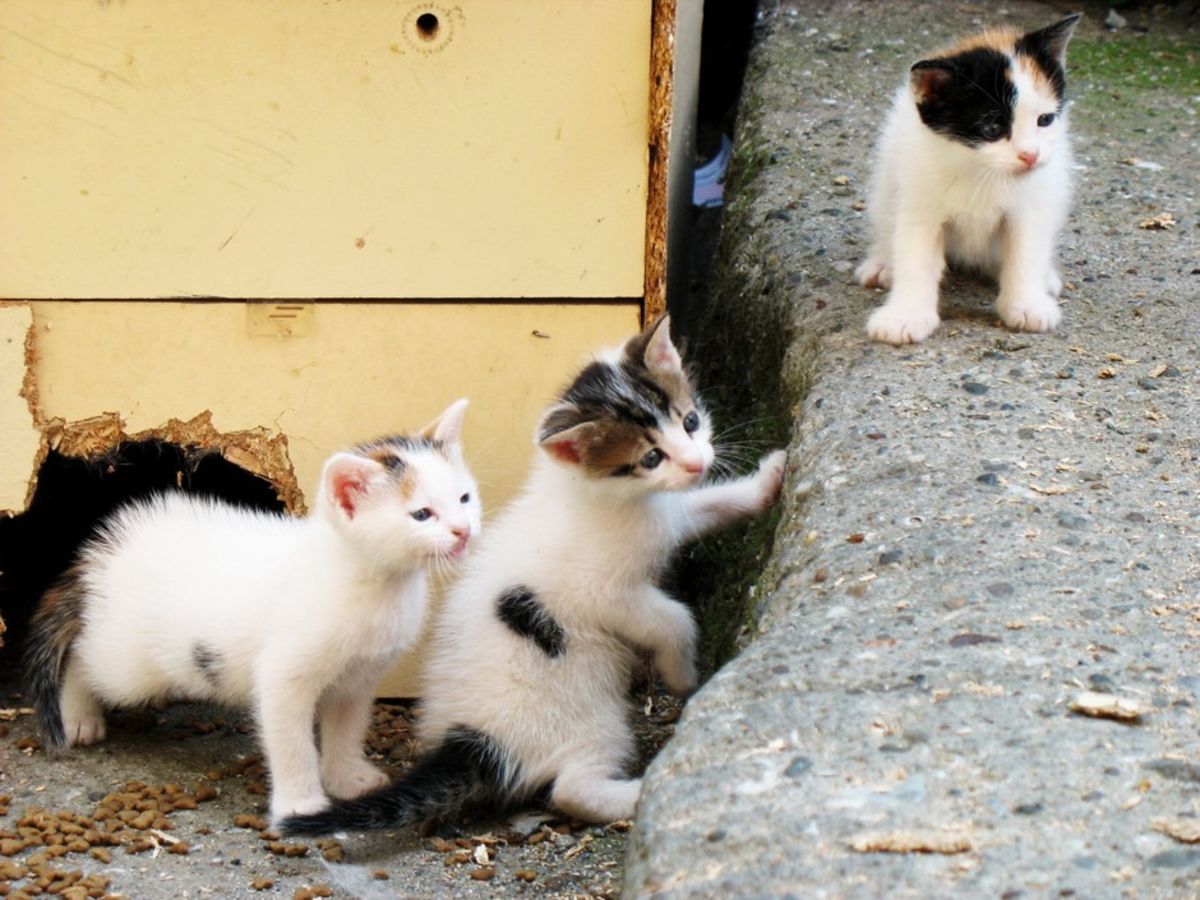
[281,726,509,836]
[496,586,566,657]
[24,566,88,751]
[1014,15,1078,103]
[912,48,1016,146]
[610,464,636,478]
[539,361,671,442]
[192,642,221,687]
[353,435,442,464]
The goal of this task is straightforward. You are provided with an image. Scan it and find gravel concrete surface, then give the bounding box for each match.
[629,2,1198,897]
[0,683,681,898]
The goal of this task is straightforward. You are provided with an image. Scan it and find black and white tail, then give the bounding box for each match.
[23,566,88,751]
[281,727,508,836]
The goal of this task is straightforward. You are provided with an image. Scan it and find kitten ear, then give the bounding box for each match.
[538,420,595,466]
[910,59,954,104]
[419,398,469,444]
[321,453,385,520]
[1021,13,1081,64]
[638,315,684,374]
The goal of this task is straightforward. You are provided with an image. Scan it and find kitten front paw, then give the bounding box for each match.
[322,759,390,800]
[998,294,1061,333]
[657,652,699,699]
[855,258,892,290]
[754,450,787,512]
[866,303,940,345]
[1046,267,1063,298]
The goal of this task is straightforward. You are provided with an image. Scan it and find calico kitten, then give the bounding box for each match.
[24,399,481,823]
[856,14,1081,344]
[282,317,786,836]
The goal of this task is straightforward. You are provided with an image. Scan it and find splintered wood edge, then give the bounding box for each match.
[848,830,974,855]
[643,0,676,326]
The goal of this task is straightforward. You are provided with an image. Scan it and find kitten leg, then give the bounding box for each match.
[866,217,944,345]
[997,214,1062,333]
[855,257,893,290]
[551,765,641,823]
[676,450,785,541]
[612,585,698,698]
[318,679,389,800]
[256,678,328,822]
[1047,266,1063,298]
[61,662,106,746]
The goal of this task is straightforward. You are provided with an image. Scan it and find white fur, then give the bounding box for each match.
[59,401,481,822]
[417,337,786,823]
[857,58,1073,344]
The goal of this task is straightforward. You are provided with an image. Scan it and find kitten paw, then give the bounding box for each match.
[1047,267,1063,298]
[322,760,390,800]
[866,304,940,345]
[999,295,1062,333]
[270,793,329,825]
[755,450,787,511]
[659,658,699,699]
[855,258,892,290]
[64,714,106,747]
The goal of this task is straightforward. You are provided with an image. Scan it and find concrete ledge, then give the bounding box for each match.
[629,2,1199,896]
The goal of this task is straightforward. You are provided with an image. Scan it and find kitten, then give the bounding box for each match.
[24,399,481,823]
[856,14,1080,344]
[282,317,786,836]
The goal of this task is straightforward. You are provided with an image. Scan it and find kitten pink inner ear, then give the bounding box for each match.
[419,398,469,444]
[539,423,591,466]
[1027,13,1080,63]
[323,454,383,520]
[642,316,683,373]
[910,61,953,103]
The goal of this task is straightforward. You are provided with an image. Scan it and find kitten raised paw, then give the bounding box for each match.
[999,295,1062,333]
[323,760,391,800]
[866,304,940,345]
[754,450,787,511]
[657,653,699,699]
[855,258,892,290]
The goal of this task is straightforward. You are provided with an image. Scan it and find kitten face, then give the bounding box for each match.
[537,317,714,494]
[909,15,1079,176]
[319,399,481,568]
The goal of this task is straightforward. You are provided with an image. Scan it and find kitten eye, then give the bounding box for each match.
[1037,112,1056,128]
[682,411,700,434]
[980,122,1004,141]
[640,448,664,470]
[459,493,471,504]
[410,508,433,522]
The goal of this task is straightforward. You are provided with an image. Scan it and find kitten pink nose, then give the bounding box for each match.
[449,523,471,540]
[1017,150,1039,168]
[682,458,705,475]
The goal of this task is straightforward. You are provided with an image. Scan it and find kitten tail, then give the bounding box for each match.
[23,566,88,751]
[281,727,506,836]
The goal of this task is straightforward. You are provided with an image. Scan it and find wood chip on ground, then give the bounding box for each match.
[848,828,973,854]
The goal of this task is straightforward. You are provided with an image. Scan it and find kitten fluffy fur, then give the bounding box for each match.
[283,318,786,835]
[24,400,481,823]
[857,14,1081,344]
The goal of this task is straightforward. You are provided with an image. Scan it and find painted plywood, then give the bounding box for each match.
[28,301,641,509]
[0,304,38,511]
[0,1,650,299]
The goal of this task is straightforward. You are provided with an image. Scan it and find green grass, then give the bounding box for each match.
[1071,33,1199,95]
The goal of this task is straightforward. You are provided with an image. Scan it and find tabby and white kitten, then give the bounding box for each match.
[856,14,1081,344]
[25,400,481,823]
[283,318,785,835]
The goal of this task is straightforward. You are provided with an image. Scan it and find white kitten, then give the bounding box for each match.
[25,400,481,823]
[283,317,786,835]
[856,15,1080,344]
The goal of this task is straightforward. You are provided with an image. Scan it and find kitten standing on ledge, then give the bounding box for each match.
[24,400,481,824]
[857,14,1081,345]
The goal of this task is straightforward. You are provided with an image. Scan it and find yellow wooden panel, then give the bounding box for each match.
[0,304,38,511]
[28,301,641,509]
[0,1,650,299]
